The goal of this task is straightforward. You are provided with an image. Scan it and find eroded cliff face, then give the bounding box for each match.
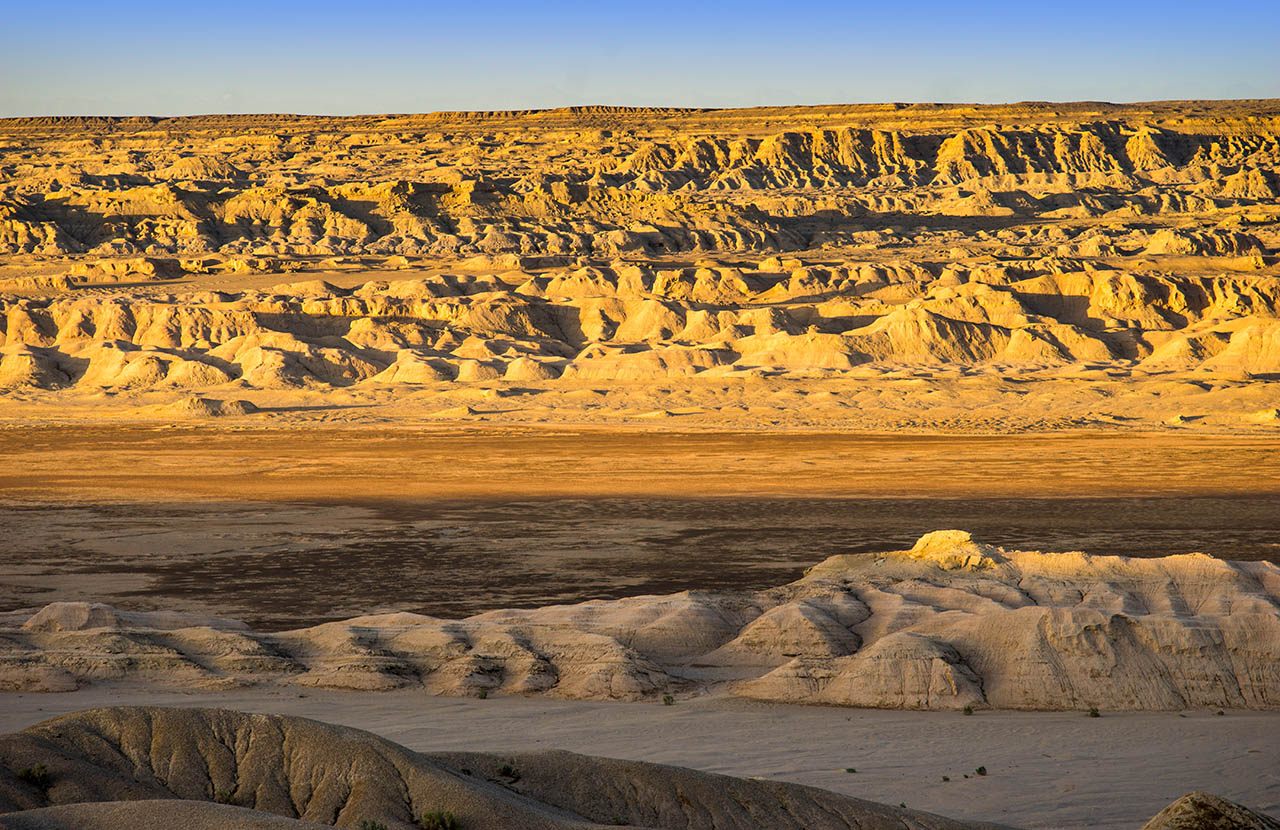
[3,532,1277,712]
[2,105,1279,261]
[0,103,1276,428]
[3,262,1280,431]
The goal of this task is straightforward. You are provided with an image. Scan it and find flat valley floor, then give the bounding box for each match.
[3,426,1279,626]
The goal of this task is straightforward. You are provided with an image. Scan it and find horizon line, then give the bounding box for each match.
[4,97,1280,122]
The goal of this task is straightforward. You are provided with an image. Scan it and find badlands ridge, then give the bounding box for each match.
[1,102,1279,428]
[3,531,1277,712]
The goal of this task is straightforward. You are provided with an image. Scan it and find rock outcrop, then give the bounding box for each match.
[0,707,1007,829]
[1140,791,1280,830]
[3,532,1277,711]
[0,707,1272,829]
[2,104,1279,259]
[1,103,1278,430]
[4,263,1280,394]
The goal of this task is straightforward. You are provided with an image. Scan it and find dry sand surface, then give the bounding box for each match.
[3,490,1280,628]
[4,426,1280,502]
[1,427,1278,627]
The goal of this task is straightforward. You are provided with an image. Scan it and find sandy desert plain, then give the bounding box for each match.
[0,101,1279,829]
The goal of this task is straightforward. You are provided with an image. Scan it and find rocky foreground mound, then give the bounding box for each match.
[0,707,1275,829]
[1140,792,1280,830]
[0,706,1006,829]
[2,531,1277,711]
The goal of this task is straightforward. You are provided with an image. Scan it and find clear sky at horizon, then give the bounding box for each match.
[3,0,1278,117]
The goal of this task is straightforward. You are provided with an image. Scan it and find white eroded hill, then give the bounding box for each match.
[2,531,1276,711]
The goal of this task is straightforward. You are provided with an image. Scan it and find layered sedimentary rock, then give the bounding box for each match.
[2,532,1276,711]
[4,263,1280,394]
[0,103,1278,428]
[2,104,1278,260]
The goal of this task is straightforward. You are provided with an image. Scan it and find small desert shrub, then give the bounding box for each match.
[662,694,675,706]
[1088,707,1100,718]
[942,775,950,782]
[418,811,459,830]
[1216,710,1225,716]
[844,767,856,773]
[975,766,987,776]
[213,789,238,805]
[360,822,389,830]
[477,689,488,700]
[17,763,52,793]
[497,762,520,781]
[962,705,973,715]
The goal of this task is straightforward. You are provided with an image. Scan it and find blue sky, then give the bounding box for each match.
[3,0,1278,116]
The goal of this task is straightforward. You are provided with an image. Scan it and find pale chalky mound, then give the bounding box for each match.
[2,532,1277,711]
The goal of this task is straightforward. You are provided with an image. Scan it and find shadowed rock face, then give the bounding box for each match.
[2,532,1278,711]
[0,706,1009,829]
